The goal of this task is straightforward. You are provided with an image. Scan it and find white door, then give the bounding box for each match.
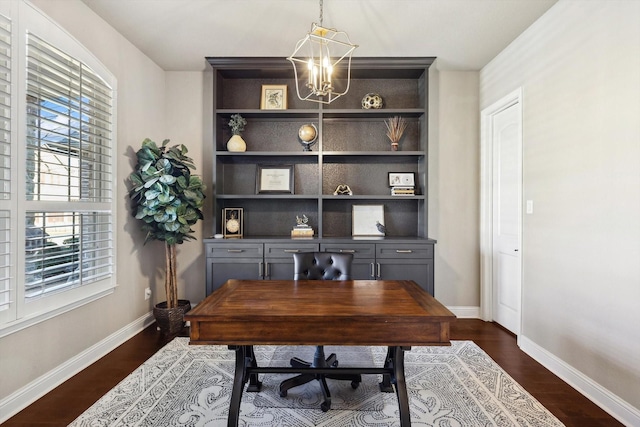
[491,100,522,335]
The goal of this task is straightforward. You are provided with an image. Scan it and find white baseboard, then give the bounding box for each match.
[0,312,155,423]
[446,305,480,318]
[519,335,640,427]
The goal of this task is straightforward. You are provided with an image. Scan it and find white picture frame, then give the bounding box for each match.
[260,84,287,110]
[352,204,385,236]
[388,172,415,187]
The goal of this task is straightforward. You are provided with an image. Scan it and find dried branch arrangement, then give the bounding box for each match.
[384,116,408,150]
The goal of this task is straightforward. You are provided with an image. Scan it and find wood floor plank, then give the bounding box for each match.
[2,320,623,426]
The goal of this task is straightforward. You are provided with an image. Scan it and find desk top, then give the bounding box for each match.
[186,279,456,346]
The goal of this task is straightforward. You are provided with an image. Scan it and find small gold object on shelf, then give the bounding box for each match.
[223,208,243,238]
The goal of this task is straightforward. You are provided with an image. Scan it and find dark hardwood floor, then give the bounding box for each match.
[3,319,622,426]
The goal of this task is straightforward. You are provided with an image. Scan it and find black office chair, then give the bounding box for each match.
[278,252,361,412]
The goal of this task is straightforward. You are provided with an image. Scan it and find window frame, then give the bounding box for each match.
[0,0,117,336]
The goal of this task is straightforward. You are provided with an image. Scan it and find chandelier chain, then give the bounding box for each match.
[319,0,323,26]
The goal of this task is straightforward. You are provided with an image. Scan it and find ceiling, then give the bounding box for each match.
[79,0,558,72]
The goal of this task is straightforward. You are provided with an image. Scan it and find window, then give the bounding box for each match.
[0,2,116,334]
[24,33,113,300]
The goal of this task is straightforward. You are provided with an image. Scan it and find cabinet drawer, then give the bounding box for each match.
[206,243,263,258]
[320,243,375,259]
[264,243,320,258]
[376,244,433,259]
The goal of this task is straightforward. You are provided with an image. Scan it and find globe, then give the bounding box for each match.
[297,123,318,151]
[298,124,317,142]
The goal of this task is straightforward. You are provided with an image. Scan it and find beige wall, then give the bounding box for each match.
[164,71,208,304]
[429,69,481,307]
[481,0,640,414]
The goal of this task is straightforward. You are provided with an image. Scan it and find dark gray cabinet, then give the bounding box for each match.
[206,239,434,295]
[205,242,263,294]
[205,57,437,296]
[320,242,434,294]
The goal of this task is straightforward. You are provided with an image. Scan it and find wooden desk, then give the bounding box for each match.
[186,279,456,427]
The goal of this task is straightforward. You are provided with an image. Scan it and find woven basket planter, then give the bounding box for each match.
[153,299,191,336]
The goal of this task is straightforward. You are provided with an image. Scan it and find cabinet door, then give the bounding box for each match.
[377,258,433,295]
[320,243,376,280]
[375,243,434,295]
[205,243,264,295]
[264,243,320,280]
[206,257,262,295]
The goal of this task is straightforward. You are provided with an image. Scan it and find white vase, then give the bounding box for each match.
[227,134,246,152]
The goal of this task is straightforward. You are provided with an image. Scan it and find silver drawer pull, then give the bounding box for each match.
[227,249,244,253]
[339,249,356,253]
[396,249,413,254]
[283,249,300,253]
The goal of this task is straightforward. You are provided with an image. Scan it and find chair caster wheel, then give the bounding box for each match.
[351,381,360,389]
[320,401,330,412]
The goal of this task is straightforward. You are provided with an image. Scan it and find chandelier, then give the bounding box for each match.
[287,0,358,104]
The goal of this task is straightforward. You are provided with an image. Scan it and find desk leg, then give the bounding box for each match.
[392,346,411,427]
[246,345,262,392]
[228,345,250,427]
[379,347,394,392]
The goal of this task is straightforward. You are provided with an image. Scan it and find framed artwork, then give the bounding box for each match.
[352,204,385,236]
[260,84,287,110]
[223,207,243,238]
[388,172,415,187]
[256,164,294,194]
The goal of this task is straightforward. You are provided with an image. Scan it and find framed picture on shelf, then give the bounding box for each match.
[223,207,243,238]
[256,164,294,194]
[352,204,385,237]
[260,84,287,110]
[388,172,415,187]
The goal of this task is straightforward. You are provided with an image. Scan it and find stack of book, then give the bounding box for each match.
[291,225,314,237]
[391,186,415,196]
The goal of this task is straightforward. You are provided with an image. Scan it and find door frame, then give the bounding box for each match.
[479,88,523,330]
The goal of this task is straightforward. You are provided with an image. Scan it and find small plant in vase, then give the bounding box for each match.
[227,113,247,152]
[384,116,408,151]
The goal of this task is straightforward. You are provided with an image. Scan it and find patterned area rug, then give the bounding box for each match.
[69,339,564,426]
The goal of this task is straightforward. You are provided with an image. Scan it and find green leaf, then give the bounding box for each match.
[156,158,171,174]
[182,189,199,201]
[144,189,161,200]
[160,175,176,185]
[154,211,169,222]
[165,221,180,232]
[143,177,159,188]
[129,173,143,187]
[157,192,174,203]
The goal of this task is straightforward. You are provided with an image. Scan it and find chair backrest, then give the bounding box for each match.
[293,252,353,280]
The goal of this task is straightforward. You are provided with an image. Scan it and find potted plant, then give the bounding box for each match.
[384,116,408,151]
[226,113,247,152]
[128,138,206,335]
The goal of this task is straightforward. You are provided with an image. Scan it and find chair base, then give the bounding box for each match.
[278,346,361,411]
